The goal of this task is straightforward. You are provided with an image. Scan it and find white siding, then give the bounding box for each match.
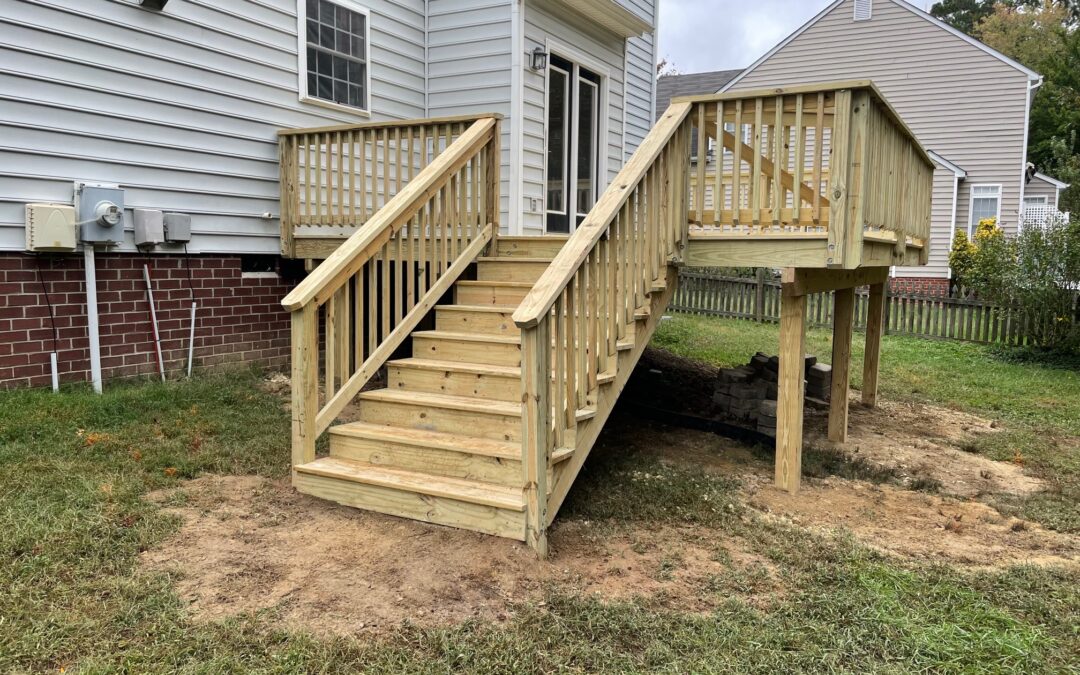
[426,0,513,230]
[0,0,426,254]
[623,31,656,160]
[731,0,1033,278]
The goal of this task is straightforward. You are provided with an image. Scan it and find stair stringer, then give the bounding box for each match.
[544,264,679,524]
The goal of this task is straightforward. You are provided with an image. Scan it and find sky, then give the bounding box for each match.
[657,0,936,74]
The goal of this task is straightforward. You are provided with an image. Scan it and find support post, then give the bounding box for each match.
[862,282,885,407]
[755,267,766,322]
[521,321,551,557]
[776,289,806,493]
[828,287,855,442]
[291,304,319,478]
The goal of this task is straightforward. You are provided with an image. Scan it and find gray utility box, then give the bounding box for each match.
[163,212,191,243]
[133,209,165,246]
[75,182,125,245]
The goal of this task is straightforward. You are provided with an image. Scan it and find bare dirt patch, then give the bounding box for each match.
[747,477,1079,568]
[142,475,778,636]
[804,397,1044,499]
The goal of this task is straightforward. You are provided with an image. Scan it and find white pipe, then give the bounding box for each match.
[84,245,102,394]
[50,352,59,393]
[143,264,166,383]
[186,301,197,378]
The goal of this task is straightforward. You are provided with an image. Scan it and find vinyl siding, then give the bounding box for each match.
[426,0,513,230]
[0,0,426,254]
[1023,175,1060,209]
[731,0,1034,278]
[623,30,657,160]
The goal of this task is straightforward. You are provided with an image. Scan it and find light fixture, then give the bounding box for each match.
[141,0,169,9]
[529,47,548,71]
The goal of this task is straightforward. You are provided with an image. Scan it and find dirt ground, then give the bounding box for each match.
[140,363,1078,636]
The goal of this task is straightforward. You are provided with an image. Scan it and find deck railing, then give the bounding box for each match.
[680,81,934,268]
[281,115,501,470]
[278,114,497,258]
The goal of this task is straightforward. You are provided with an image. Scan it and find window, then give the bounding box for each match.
[1023,195,1048,207]
[299,0,369,112]
[968,184,1001,233]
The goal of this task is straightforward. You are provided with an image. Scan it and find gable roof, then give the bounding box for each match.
[1032,172,1069,189]
[719,0,1040,93]
[655,69,743,119]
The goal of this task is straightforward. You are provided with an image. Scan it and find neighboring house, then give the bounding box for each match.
[658,0,1067,293]
[0,0,657,388]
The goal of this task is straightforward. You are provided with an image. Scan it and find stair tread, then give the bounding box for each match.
[330,421,520,459]
[358,388,522,416]
[389,357,520,377]
[295,457,525,511]
[411,330,520,345]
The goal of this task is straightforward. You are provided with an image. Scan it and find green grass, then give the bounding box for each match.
[1,366,1077,672]
[654,314,1080,533]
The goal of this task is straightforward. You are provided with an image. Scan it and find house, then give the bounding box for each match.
[0,0,658,389]
[2,0,938,554]
[662,0,1068,294]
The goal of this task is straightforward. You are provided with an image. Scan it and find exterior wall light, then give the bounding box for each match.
[529,47,549,71]
[141,0,169,9]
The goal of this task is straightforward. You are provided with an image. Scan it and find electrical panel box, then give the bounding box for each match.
[25,204,77,252]
[164,212,191,243]
[133,209,165,246]
[75,182,125,245]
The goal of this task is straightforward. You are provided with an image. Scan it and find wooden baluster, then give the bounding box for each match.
[440,182,450,273]
[564,278,577,429]
[338,282,350,381]
[598,238,609,376]
[793,94,805,227]
[714,100,724,228]
[732,99,743,228]
[609,216,620,350]
[694,103,706,225]
[751,98,763,225]
[554,291,567,449]
[813,92,825,225]
[418,199,428,298]
[354,272,364,365]
[577,265,588,407]
[773,95,784,225]
[336,130,344,225]
[380,247,390,342]
[405,130,416,312]
[588,250,599,394]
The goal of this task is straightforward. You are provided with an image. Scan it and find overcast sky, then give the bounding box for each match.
[657,0,936,74]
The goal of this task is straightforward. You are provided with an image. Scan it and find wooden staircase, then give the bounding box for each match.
[292,235,675,541]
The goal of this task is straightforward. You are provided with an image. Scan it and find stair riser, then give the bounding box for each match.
[329,434,523,486]
[455,285,530,306]
[476,260,550,284]
[294,472,526,540]
[496,238,567,258]
[413,336,522,367]
[389,365,521,402]
[436,308,519,335]
[359,400,521,442]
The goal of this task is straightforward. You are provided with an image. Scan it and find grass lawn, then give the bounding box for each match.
[1,350,1078,671]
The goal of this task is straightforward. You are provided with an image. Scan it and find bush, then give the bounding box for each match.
[956,216,1080,351]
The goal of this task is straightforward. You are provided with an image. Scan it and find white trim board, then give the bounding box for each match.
[719,0,1041,94]
[928,150,966,178]
[1033,172,1070,189]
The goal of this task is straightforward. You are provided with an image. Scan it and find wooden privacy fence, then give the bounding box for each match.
[671,271,1060,346]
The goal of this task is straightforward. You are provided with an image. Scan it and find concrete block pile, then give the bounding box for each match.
[712,352,831,438]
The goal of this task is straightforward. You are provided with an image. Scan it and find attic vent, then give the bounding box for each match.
[854,0,872,21]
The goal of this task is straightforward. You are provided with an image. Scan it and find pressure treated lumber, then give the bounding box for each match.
[776,293,807,493]
[828,287,855,442]
[863,282,886,407]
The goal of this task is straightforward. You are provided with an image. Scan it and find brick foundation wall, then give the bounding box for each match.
[889,276,950,297]
[0,252,295,389]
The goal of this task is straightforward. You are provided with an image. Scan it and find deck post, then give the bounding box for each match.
[828,287,855,441]
[776,287,806,493]
[521,321,550,557]
[862,282,886,407]
[290,304,319,479]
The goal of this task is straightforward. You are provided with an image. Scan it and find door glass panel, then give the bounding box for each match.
[576,77,598,226]
[546,66,570,233]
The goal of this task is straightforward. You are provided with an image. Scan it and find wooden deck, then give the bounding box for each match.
[277,82,933,557]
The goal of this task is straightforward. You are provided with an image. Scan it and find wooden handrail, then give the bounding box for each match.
[283,116,498,311]
[277,113,497,137]
[512,102,694,329]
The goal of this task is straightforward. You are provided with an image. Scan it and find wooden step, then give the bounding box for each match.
[357,389,522,442]
[294,457,526,540]
[476,257,552,283]
[496,235,568,258]
[388,357,521,402]
[435,305,519,335]
[328,421,523,485]
[411,330,522,367]
[454,280,533,307]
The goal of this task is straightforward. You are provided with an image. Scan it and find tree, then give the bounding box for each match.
[931,0,996,33]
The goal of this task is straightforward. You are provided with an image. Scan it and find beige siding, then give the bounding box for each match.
[1024,175,1060,209]
[731,0,1034,278]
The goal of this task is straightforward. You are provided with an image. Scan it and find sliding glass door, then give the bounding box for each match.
[546,54,601,234]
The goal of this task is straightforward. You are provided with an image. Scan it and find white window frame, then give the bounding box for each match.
[296,0,372,116]
[968,183,1002,234]
[1023,195,1048,206]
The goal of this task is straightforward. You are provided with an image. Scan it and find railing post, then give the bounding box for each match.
[486,118,502,252]
[290,304,319,478]
[279,135,296,257]
[521,321,550,557]
[827,89,869,269]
